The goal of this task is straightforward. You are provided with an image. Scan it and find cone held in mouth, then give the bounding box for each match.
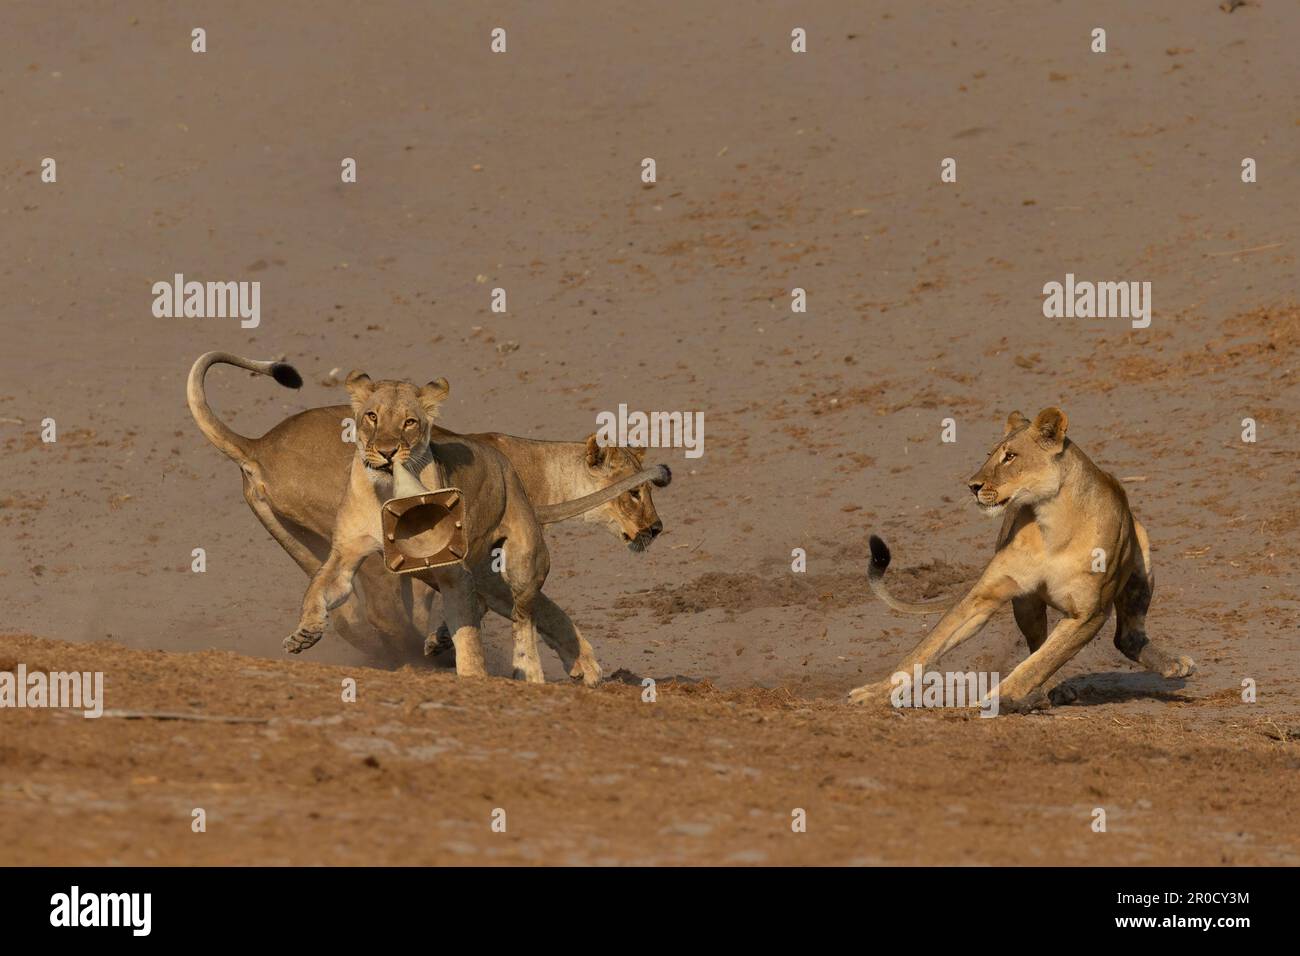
[381,455,468,574]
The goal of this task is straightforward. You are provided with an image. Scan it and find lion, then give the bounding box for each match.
[420,434,664,660]
[187,352,669,674]
[286,369,670,684]
[849,407,1195,712]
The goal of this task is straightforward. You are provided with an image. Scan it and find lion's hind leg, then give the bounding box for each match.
[496,556,546,685]
[527,592,601,686]
[474,578,601,686]
[428,572,489,679]
[509,590,600,686]
[242,473,323,575]
[1113,528,1195,679]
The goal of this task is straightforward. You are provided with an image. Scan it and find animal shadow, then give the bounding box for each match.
[1052,670,1193,707]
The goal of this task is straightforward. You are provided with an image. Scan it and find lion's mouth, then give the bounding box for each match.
[976,494,1012,516]
[624,532,653,553]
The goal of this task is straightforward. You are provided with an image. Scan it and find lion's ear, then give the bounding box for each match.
[1032,406,1068,448]
[630,445,646,464]
[345,371,374,404]
[418,377,450,417]
[1004,411,1029,435]
[585,433,607,468]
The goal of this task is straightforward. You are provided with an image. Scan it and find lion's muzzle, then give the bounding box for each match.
[625,519,663,553]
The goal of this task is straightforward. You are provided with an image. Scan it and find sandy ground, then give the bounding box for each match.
[3,633,1298,866]
[1,0,1298,865]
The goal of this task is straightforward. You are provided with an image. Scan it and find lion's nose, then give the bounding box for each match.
[378,447,397,463]
[968,481,984,496]
[648,520,662,538]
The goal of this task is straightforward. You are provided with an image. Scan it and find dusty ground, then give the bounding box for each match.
[2,633,1298,866]
[1,0,1297,865]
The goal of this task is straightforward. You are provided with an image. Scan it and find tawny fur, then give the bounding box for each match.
[851,407,1196,713]
[285,370,608,685]
[187,352,668,672]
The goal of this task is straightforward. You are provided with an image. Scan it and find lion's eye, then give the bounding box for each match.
[1002,452,1016,464]
[629,490,641,502]
[404,418,419,429]
[364,412,378,424]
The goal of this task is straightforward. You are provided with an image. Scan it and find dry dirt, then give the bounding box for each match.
[3,633,1298,866]
[1,0,1298,865]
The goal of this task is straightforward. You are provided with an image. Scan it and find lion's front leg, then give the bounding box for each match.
[849,555,1024,706]
[847,679,897,710]
[286,540,373,654]
[983,609,1108,713]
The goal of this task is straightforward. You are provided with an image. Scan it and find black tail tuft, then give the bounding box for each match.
[652,464,672,487]
[868,535,891,575]
[271,362,303,389]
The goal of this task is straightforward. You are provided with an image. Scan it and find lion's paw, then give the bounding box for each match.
[847,681,895,710]
[997,687,1054,715]
[284,628,323,654]
[1163,655,1196,679]
[424,625,453,657]
[570,657,603,687]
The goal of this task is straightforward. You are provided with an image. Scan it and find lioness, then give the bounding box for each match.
[289,369,665,684]
[849,407,1195,712]
[187,352,668,666]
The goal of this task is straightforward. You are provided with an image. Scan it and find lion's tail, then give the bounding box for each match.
[868,535,959,616]
[534,464,672,524]
[187,351,302,467]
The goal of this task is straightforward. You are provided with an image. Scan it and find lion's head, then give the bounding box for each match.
[582,435,664,552]
[966,407,1070,517]
[345,371,449,476]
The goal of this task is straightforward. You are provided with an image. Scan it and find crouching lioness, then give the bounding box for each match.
[850,407,1195,712]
